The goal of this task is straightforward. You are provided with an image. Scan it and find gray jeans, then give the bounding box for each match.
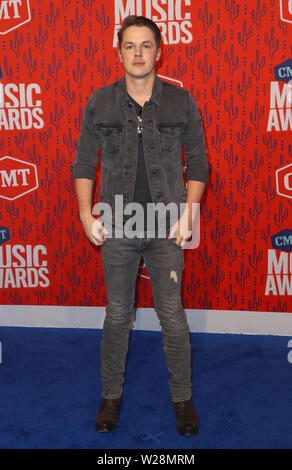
[100,233,192,403]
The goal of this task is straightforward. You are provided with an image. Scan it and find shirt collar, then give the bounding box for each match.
[118,74,162,106]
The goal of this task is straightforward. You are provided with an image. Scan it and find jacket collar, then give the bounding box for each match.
[118,73,162,106]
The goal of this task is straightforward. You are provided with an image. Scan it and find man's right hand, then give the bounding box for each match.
[80,214,108,246]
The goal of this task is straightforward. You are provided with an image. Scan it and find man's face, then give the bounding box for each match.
[118,25,161,79]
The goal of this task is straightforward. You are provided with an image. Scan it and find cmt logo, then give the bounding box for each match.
[280,0,292,23]
[0,156,38,200]
[0,226,10,246]
[0,0,31,35]
[274,59,292,83]
[271,230,292,252]
[276,163,292,199]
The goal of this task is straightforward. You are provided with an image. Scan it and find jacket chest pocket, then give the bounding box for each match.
[158,124,182,152]
[95,123,123,153]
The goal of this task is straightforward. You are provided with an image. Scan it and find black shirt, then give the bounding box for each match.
[130,97,152,202]
[124,94,153,232]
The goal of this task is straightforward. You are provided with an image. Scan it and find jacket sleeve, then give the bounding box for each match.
[182,93,209,183]
[70,94,101,179]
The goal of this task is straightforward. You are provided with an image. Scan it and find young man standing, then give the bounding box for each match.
[70,16,208,436]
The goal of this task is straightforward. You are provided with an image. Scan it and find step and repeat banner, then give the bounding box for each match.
[0,0,291,331]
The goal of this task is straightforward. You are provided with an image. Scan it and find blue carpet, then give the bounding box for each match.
[0,326,291,449]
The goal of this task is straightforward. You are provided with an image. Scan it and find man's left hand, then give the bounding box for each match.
[168,211,192,248]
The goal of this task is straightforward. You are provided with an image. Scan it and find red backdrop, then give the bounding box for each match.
[0,0,291,314]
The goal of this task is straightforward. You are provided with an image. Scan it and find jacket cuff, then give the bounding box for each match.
[185,165,209,183]
[70,164,96,180]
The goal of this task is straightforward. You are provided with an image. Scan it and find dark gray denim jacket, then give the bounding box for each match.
[70,74,208,218]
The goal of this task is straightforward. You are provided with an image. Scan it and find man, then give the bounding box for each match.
[70,15,208,436]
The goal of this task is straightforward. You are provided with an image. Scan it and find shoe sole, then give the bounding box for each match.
[95,422,117,432]
[177,425,199,436]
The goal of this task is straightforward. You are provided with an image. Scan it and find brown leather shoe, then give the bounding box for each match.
[95,396,122,432]
[172,399,199,436]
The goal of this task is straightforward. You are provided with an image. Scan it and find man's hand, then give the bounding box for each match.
[168,209,193,248]
[168,201,201,247]
[80,214,108,246]
[168,181,205,247]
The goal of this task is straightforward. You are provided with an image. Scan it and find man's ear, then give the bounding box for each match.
[156,47,161,62]
[118,48,123,63]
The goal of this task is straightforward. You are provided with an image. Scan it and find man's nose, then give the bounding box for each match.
[134,47,142,56]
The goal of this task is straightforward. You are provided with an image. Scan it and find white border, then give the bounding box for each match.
[0,305,291,336]
[280,0,292,23]
[157,74,183,87]
[275,162,292,200]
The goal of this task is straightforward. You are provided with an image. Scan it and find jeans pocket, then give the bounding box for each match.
[167,237,185,269]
